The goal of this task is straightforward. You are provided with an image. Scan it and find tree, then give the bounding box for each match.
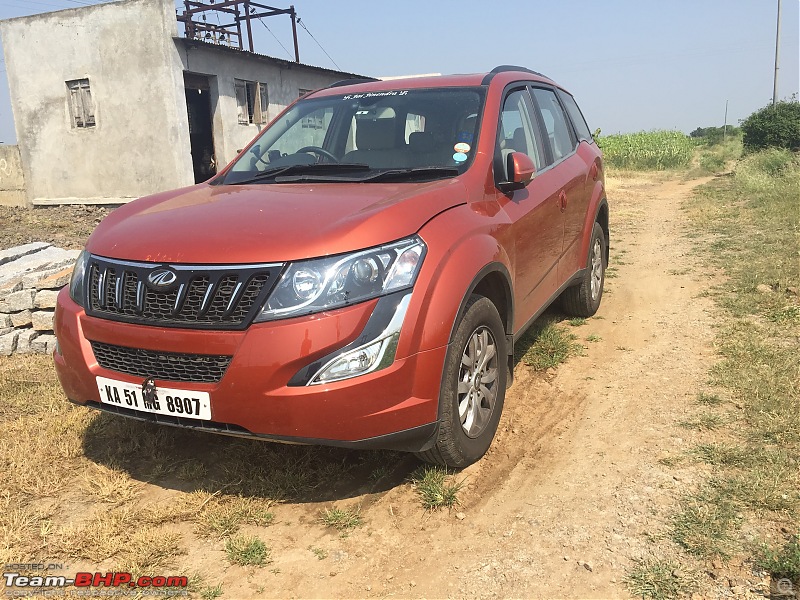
[741,99,800,152]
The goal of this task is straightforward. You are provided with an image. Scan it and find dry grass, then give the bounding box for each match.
[0,354,408,584]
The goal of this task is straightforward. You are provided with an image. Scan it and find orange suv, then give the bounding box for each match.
[54,66,608,468]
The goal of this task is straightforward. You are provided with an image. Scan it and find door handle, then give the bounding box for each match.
[558,191,567,212]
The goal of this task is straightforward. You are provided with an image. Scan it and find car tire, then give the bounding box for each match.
[416,295,507,468]
[561,222,607,317]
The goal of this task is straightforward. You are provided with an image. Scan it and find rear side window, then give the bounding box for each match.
[531,88,575,162]
[558,90,593,142]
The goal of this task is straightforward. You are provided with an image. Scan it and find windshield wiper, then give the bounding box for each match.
[228,163,370,185]
[274,166,462,184]
[353,166,461,183]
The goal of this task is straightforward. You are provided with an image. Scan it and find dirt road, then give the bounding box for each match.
[172,173,719,599]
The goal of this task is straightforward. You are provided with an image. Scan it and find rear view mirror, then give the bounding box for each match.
[498,151,535,192]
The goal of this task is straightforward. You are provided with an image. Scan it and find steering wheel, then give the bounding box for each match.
[295,146,339,163]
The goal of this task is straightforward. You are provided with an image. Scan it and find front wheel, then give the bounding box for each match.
[416,295,507,468]
[561,222,607,317]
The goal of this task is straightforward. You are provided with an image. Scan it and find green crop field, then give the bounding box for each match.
[597,130,696,170]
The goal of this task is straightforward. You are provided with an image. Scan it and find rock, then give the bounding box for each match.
[16,329,40,354]
[455,512,466,521]
[10,310,32,327]
[0,242,51,267]
[6,289,36,312]
[0,247,78,285]
[756,284,773,294]
[0,330,21,356]
[31,310,54,331]
[0,327,12,336]
[34,266,74,290]
[34,290,60,309]
[21,266,71,288]
[31,334,57,355]
[0,279,24,299]
[786,286,799,296]
[582,561,593,572]
[0,313,11,328]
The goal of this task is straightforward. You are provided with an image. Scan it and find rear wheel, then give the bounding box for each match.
[416,295,507,468]
[561,222,606,317]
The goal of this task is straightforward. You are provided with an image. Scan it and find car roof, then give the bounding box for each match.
[309,67,559,98]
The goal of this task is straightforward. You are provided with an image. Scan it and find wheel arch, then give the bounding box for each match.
[448,263,515,388]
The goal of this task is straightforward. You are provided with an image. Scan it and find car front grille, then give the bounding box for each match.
[90,341,232,383]
[84,256,282,330]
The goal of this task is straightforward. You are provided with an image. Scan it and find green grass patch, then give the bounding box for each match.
[515,317,581,370]
[757,533,800,582]
[696,392,723,406]
[319,506,362,531]
[410,465,464,510]
[678,413,726,431]
[225,535,270,567]
[199,583,223,600]
[671,489,741,558]
[624,558,694,600]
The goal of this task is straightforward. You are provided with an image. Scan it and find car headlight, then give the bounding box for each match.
[69,250,89,307]
[255,237,425,321]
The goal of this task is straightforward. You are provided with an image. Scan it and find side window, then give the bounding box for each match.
[531,88,576,162]
[558,90,593,142]
[235,79,268,125]
[498,89,543,171]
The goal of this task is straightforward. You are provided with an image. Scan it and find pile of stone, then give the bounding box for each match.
[0,243,80,356]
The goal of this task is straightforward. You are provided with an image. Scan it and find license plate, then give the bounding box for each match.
[96,376,211,420]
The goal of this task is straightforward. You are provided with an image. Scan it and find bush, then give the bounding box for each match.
[690,126,741,145]
[741,100,800,152]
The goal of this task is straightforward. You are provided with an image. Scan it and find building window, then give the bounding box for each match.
[66,79,95,128]
[235,79,268,125]
[298,88,312,98]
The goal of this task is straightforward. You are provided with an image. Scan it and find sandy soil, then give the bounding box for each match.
[154,173,721,599]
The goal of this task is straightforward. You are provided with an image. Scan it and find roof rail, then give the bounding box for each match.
[490,65,549,78]
[328,77,380,89]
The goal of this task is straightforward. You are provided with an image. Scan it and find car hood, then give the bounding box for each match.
[86,179,467,264]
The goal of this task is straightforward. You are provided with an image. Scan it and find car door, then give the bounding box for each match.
[529,87,588,286]
[493,87,565,331]
[557,89,601,275]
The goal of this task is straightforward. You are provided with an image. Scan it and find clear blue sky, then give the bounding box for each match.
[0,0,798,143]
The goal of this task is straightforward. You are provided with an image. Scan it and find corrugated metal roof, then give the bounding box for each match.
[175,37,367,79]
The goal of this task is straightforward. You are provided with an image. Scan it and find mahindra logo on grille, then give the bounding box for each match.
[147,268,178,289]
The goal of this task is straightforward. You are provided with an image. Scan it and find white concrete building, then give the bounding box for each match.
[0,0,361,206]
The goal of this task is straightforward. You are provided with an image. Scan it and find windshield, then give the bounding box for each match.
[222,87,485,184]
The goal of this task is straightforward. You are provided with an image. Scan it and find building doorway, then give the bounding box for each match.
[184,73,216,183]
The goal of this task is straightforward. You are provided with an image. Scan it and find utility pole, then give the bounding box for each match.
[723,99,729,142]
[773,0,782,105]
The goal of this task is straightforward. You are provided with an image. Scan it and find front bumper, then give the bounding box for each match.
[53,288,446,452]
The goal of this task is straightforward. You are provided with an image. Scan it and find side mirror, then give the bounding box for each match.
[498,151,535,193]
